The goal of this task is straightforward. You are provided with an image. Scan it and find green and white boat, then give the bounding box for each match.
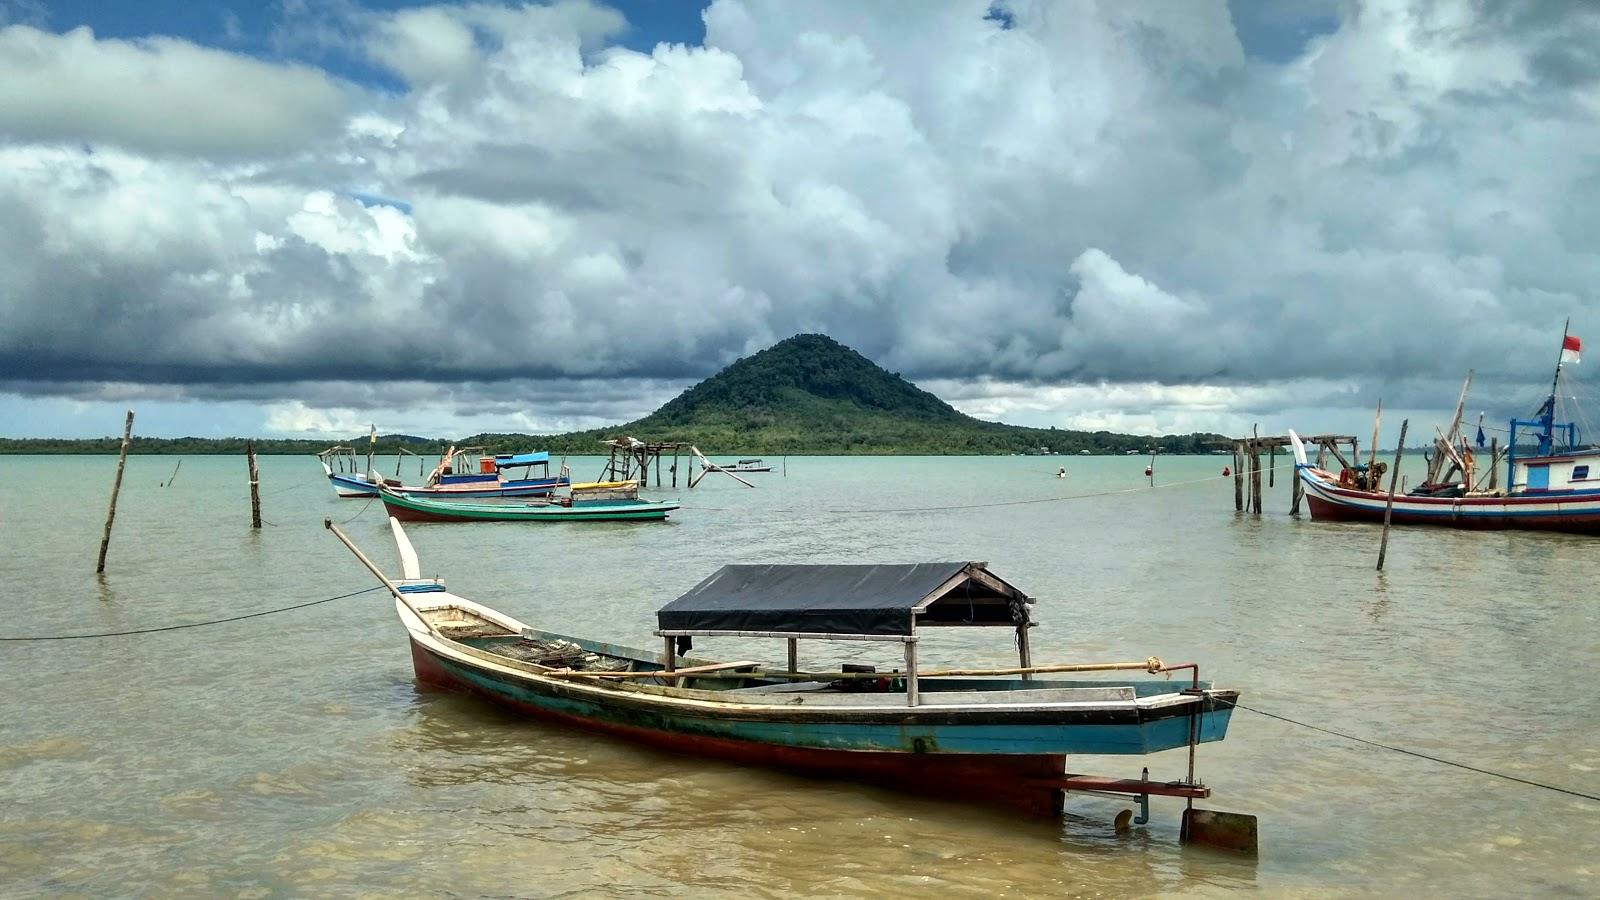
[379,480,678,523]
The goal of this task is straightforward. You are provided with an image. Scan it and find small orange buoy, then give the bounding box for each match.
[1222,465,1231,477]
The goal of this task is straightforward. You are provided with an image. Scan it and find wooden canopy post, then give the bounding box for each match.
[96,410,135,575]
[787,637,798,674]
[903,638,920,707]
[1489,437,1500,491]
[1017,623,1033,682]
[247,440,262,529]
[1377,419,1409,571]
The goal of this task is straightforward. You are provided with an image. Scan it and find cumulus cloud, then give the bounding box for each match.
[3,0,1600,437]
[0,25,352,156]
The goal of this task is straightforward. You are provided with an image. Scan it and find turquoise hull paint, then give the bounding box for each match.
[383,492,679,522]
[430,650,1233,756]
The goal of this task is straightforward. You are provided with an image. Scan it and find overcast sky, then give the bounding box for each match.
[3,0,1599,442]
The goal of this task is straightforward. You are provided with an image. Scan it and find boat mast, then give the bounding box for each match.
[1539,319,1570,456]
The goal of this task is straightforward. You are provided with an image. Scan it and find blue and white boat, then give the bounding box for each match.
[327,518,1239,820]
[1291,328,1600,533]
[319,444,570,500]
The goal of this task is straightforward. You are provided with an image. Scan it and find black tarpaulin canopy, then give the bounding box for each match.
[655,562,1032,638]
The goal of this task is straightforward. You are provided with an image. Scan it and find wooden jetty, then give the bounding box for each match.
[1224,431,1358,515]
[599,437,755,489]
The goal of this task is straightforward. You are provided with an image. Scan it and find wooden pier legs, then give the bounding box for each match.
[1290,468,1303,516]
[247,440,262,529]
[1250,427,1262,515]
[96,410,134,574]
[1232,444,1244,511]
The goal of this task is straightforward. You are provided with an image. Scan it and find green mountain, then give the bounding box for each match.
[474,334,1223,455]
[0,334,1226,455]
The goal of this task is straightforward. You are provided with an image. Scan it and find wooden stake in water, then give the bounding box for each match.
[1377,419,1409,571]
[247,440,262,529]
[96,410,134,574]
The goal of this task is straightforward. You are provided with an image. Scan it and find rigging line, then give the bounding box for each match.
[676,466,1283,516]
[1223,699,1600,804]
[0,586,386,642]
[260,480,312,498]
[337,497,377,525]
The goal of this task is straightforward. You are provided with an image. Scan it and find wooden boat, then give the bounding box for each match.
[1290,330,1600,534]
[326,518,1241,827]
[379,480,679,522]
[321,444,571,500]
[719,458,773,473]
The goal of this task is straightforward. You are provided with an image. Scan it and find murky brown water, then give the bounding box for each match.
[3,454,1597,896]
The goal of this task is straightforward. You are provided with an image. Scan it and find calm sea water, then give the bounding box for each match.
[2,453,1597,897]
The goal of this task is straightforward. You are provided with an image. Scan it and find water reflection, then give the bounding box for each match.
[385,680,1260,895]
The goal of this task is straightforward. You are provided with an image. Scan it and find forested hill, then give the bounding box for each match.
[456,334,1225,455]
[0,334,1227,455]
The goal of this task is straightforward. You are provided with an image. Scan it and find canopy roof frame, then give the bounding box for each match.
[654,562,1039,707]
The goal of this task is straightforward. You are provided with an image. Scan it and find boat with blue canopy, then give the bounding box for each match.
[325,518,1244,840]
[1292,326,1600,533]
[319,443,571,499]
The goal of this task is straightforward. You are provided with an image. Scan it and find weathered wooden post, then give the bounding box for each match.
[95,410,135,574]
[1233,442,1244,511]
[1268,444,1276,488]
[1290,464,1303,515]
[247,440,262,529]
[1488,437,1500,491]
[1377,419,1409,571]
[1250,427,1263,514]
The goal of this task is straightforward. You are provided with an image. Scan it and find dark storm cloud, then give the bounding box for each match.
[3,0,1600,435]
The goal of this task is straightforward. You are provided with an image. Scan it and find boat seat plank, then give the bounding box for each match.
[726,681,838,694]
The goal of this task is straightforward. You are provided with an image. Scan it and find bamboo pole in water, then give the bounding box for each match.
[1250,427,1263,514]
[1377,419,1409,571]
[1233,443,1244,511]
[247,440,262,529]
[96,410,135,574]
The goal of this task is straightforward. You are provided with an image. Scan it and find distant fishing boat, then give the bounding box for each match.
[325,517,1245,840]
[1292,327,1600,533]
[319,444,571,500]
[719,458,773,473]
[379,479,678,523]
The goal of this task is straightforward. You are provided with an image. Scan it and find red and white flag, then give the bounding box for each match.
[1562,334,1582,365]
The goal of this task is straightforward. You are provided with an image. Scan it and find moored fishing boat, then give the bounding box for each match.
[379,480,679,523]
[325,518,1247,843]
[320,444,571,500]
[1291,328,1600,534]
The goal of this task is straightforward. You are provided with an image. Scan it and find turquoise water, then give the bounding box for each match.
[2,453,1597,896]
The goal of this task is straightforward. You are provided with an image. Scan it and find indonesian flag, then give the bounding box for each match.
[1562,334,1582,365]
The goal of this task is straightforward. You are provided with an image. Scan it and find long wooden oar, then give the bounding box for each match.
[549,657,1167,681]
[324,518,439,637]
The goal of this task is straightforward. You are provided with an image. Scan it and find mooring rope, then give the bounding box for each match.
[0,586,385,641]
[678,465,1287,515]
[1222,699,1600,804]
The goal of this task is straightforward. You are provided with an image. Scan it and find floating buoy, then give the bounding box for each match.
[1144,465,1153,477]
[1222,466,1231,477]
